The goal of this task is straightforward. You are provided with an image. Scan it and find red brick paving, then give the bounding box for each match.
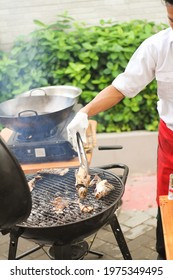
[122,174,157,210]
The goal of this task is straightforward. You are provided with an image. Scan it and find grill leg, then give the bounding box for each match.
[8,228,23,260]
[109,214,132,260]
[16,245,44,260]
[88,249,104,258]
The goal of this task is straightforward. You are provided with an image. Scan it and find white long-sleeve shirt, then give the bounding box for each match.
[112,27,173,130]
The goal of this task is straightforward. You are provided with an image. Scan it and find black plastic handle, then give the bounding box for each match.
[98,145,123,150]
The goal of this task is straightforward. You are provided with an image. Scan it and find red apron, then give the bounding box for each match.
[157,119,173,205]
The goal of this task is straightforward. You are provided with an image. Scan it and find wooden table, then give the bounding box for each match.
[159,195,173,260]
[0,120,97,174]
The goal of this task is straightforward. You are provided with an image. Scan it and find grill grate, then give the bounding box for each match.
[20,168,124,228]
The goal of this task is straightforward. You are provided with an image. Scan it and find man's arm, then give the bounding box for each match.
[80,85,125,117]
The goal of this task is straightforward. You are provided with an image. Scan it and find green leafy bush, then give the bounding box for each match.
[0,15,168,132]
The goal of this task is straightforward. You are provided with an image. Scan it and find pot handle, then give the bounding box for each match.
[29,88,47,96]
[18,110,38,117]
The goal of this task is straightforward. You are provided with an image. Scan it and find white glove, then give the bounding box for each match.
[67,112,89,150]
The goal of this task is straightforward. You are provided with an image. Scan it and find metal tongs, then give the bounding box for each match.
[76,132,89,175]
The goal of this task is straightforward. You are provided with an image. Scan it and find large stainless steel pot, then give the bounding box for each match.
[0,94,75,135]
[17,85,82,102]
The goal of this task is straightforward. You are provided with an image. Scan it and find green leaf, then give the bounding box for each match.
[33,20,48,28]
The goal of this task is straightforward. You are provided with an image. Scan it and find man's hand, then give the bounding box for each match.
[67,112,89,150]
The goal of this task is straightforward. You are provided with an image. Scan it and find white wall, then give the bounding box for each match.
[90,131,158,176]
[0,0,168,51]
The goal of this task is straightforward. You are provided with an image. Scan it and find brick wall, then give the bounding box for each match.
[0,0,167,51]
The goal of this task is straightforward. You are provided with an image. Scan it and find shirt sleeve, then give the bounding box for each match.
[112,39,156,98]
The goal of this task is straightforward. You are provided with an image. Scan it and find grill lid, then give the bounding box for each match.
[0,137,32,229]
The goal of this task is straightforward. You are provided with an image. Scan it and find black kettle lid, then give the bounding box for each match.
[0,136,32,229]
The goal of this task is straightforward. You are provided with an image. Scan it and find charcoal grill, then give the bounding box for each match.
[6,163,132,260]
[0,135,132,260]
[18,168,124,240]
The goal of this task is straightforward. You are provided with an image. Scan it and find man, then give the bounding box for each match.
[67,1,173,260]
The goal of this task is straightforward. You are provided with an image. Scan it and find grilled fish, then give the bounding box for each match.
[75,166,90,187]
[78,202,94,213]
[38,168,69,176]
[76,185,88,199]
[89,174,101,187]
[52,197,69,214]
[89,174,114,199]
[28,175,42,192]
[75,166,91,199]
[94,179,114,199]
